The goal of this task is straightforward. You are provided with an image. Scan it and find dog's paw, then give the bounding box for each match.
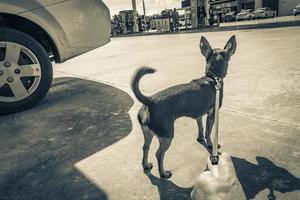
[160,170,173,179]
[197,137,205,144]
[143,163,153,171]
[208,144,221,149]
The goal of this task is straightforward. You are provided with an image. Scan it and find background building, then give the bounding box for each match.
[277,0,299,16]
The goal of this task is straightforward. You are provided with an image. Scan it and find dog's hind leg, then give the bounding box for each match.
[196,117,205,143]
[141,126,154,171]
[156,137,173,179]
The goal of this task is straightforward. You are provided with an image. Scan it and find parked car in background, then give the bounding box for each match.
[294,3,300,16]
[236,9,254,21]
[224,11,238,22]
[0,0,111,114]
[252,7,276,19]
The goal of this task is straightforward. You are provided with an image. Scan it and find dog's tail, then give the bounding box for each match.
[131,66,156,106]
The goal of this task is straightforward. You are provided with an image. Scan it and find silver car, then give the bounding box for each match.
[252,7,276,19]
[0,0,111,114]
[236,9,254,21]
[294,3,300,16]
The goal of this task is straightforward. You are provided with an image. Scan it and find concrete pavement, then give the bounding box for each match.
[1,26,300,199]
[54,26,300,199]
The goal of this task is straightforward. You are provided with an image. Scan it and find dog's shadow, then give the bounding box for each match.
[145,172,192,200]
[232,156,300,200]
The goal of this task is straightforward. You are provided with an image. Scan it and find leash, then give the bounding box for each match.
[206,71,222,165]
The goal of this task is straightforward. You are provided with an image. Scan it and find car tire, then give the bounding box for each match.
[0,28,53,114]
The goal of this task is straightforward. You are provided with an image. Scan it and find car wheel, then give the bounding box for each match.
[0,28,53,114]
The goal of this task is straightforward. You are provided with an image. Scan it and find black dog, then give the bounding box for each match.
[131,36,237,178]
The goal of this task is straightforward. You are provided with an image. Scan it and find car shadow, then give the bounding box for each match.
[232,156,300,200]
[0,77,134,200]
[144,172,192,200]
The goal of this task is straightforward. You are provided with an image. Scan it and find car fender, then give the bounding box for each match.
[1,0,111,62]
[0,0,72,62]
[19,8,71,58]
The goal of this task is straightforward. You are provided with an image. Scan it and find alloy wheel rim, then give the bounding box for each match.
[0,42,42,102]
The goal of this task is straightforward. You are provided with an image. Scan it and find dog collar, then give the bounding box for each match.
[205,71,223,89]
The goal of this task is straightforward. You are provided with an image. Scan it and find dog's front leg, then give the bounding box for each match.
[205,109,221,149]
[205,109,215,148]
[196,117,205,143]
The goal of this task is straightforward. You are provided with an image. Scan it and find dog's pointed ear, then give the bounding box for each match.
[200,36,212,58]
[224,35,237,59]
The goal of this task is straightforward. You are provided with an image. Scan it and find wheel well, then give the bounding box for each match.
[0,13,61,63]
